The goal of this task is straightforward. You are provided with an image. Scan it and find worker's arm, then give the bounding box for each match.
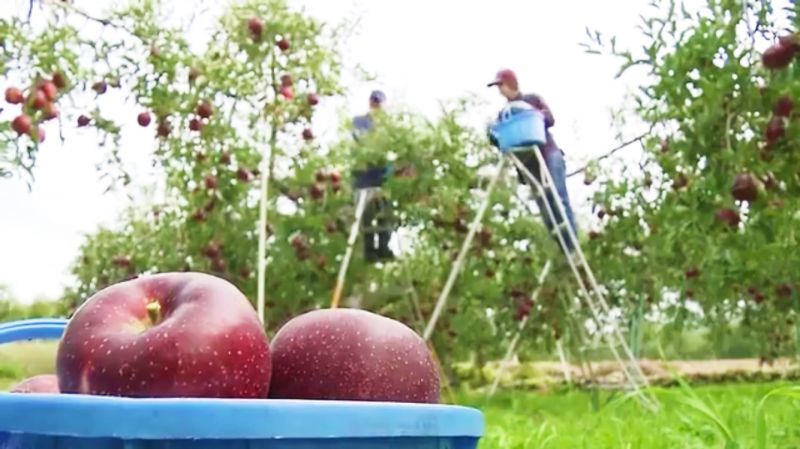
[523,94,555,128]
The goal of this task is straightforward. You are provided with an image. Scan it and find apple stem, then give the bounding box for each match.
[146,301,162,324]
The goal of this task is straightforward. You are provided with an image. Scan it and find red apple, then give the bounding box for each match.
[77,115,91,127]
[269,308,439,403]
[11,114,32,135]
[280,74,293,87]
[92,81,108,95]
[515,299,533,321]
[672,173,688,190]
[765,116,785,145]
[236,167,251,182]
[157,121,172,138]
[137,112,151,127]
[202,241,221,259]
[191,209,207,222]
[56,272,271,398]
[314,169,327,183]
[715,207,740,228]
[776,283,793,298]
[685,267,700,279]
[329,169,341,184]
[774,95,794,117]
[30,89,47,110]
[204,174,218,190]
[280,86,294,100]
[39,81,58,101]
[220,152,232,165]
[762,43,795,70]
[324,221,337,234]
[309,182,325,200]
[52,72,67,89]
[277,38,290,52]
[248,17,264,41]
[9,374,60,393]
[302,128,314,141]
[196,100,213,119]
[476,227,492,247]
[43,102,59,121]
[731,172,759,202]
[5,86,23,104]
[290,234,307,250]
[307,93,319,106]
[189,118,204,132]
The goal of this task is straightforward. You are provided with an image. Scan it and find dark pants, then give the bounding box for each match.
[353,166,394,261]
[362,196,392,260]
[514,148,578,252]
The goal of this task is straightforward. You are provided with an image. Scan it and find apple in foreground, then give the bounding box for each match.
[269,308,440,403]
[9,374,60,393]
[56,272,271,398]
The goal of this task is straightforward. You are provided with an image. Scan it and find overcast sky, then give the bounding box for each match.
[1,0,654,303]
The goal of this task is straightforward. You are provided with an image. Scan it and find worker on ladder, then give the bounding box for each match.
[487,69,578,251]
[351,90,395,262]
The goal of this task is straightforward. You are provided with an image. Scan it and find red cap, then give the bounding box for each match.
[487,69,518,88]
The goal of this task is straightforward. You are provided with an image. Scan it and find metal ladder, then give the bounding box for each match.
[331,187,375,309]
[422,146,656,407]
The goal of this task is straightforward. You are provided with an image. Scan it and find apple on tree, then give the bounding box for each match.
[56,272,271,398]
[5,87,24,104]
[269,308,440,403]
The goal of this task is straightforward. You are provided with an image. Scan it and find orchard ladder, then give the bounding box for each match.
[330,187,373,309]
[423,146,656,407]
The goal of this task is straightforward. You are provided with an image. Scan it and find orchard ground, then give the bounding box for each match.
[2,340,798,448]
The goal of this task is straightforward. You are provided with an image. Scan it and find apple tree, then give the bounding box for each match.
[582,0,800,361]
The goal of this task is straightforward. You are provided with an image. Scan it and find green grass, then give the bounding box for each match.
[464,382,800,448]
[0,340,57,390]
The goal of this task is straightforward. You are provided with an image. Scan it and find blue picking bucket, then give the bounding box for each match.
[0,319,484,449]
[489,108,546,152]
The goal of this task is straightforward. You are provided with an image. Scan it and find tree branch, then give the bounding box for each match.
[566,131,651,178]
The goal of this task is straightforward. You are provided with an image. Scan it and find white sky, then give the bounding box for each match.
[1,0,653,303]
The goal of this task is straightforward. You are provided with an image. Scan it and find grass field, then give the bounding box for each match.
[1,341,798,448]
[466,382,800,448]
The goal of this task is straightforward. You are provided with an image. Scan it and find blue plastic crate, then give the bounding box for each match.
[0,319,484,449]
[489,108,546,152]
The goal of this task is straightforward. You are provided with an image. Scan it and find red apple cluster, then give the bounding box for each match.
[4,74,67,143]
[14,271,440,403]
[307,168,342,202]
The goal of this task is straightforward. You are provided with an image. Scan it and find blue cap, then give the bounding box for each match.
[369,90,386,104]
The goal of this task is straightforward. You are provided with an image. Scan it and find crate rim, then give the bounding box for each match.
[0,393,484,440]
